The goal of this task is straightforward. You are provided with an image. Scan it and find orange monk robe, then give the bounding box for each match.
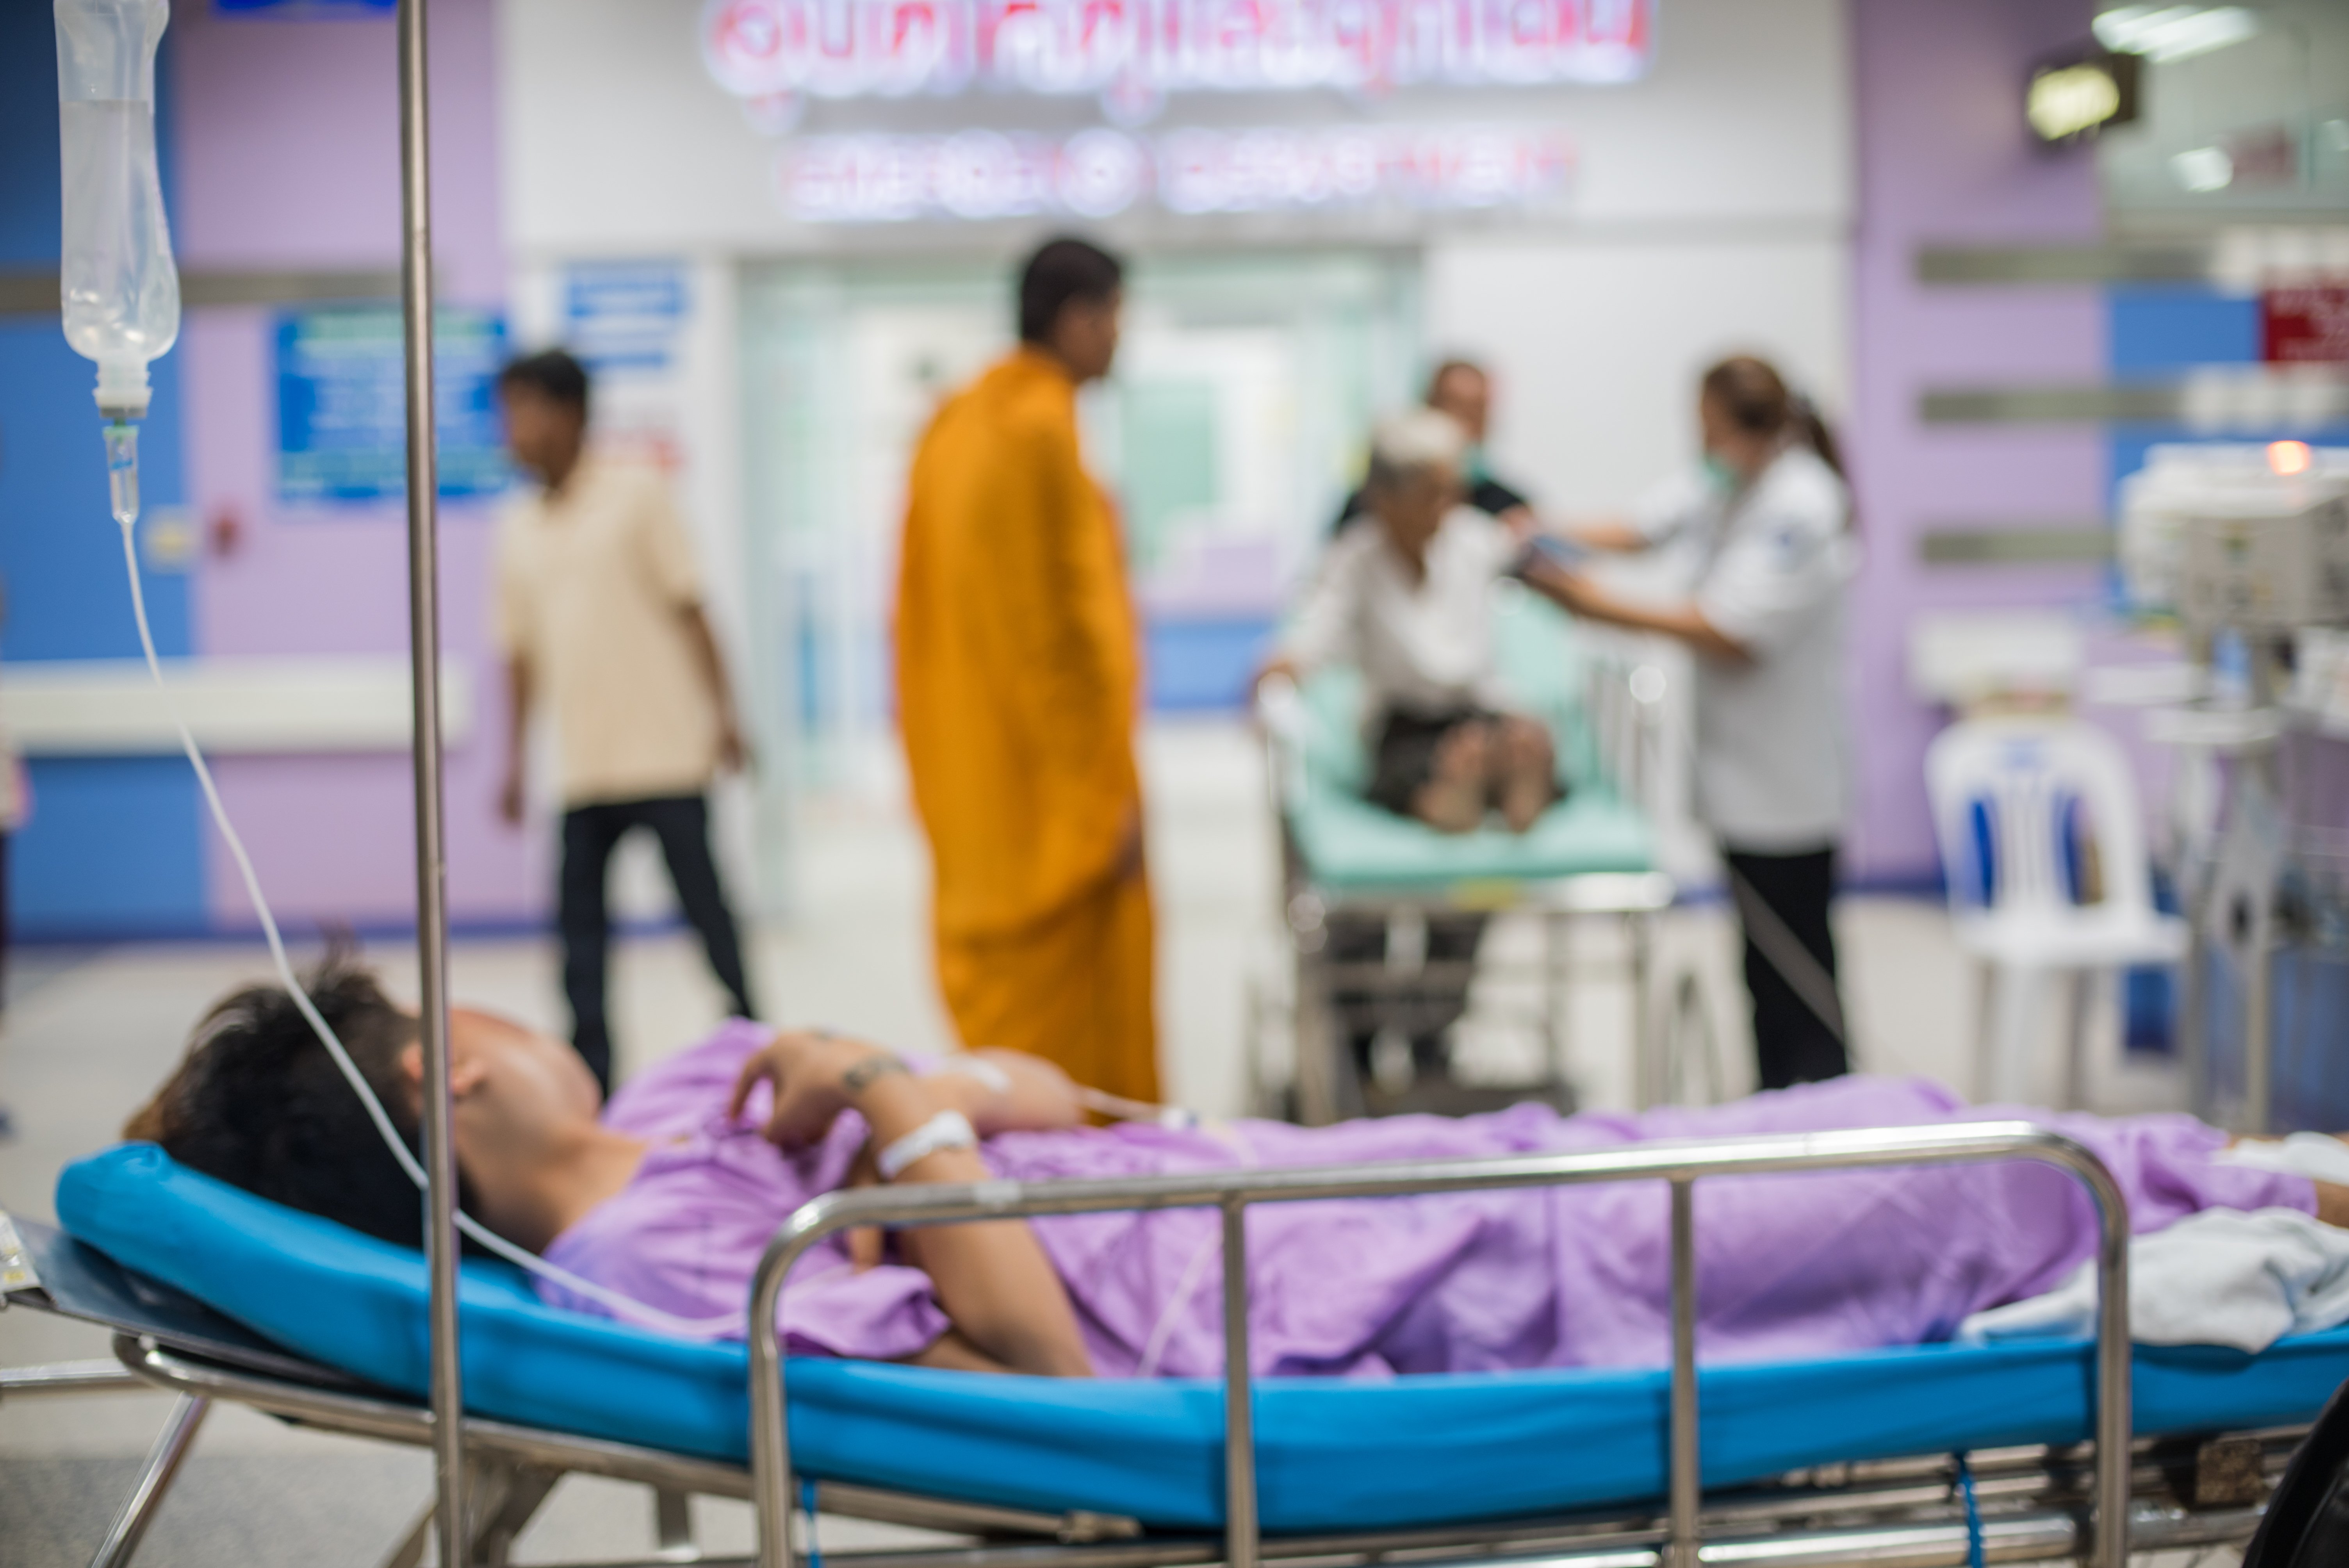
[895,347,1162,1103]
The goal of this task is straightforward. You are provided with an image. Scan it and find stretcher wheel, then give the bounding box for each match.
[2243,1375,2349,1568]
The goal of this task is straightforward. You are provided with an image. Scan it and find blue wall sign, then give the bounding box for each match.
[276,307,510,504]
[564,263,689,373]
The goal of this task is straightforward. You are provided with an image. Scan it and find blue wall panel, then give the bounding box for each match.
[1146,617,1275,713]
[15,759,209,939]
[2106,285,2349,511]
[0,5,205,937]
[2107,287,2260,376]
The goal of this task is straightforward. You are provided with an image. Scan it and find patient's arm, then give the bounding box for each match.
[1551,517,1649,553]
[731,1032,1094,1377]
[1518,557,1752,666]
[901,1328,1018,1374]
[932,1049,1087,1136]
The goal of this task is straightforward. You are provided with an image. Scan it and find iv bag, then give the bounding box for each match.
[56,0,179,419]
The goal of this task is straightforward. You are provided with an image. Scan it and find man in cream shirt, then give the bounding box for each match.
[493,349,758,1092]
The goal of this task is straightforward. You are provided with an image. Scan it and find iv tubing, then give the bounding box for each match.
[109,500,743,1336]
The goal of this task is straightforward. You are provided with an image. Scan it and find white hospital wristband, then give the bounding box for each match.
[877,1110,978,1182]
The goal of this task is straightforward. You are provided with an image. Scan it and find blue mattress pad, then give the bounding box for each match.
[57,1144,2349,1533]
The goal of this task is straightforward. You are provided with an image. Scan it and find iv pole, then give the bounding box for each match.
[396,0,468,1560]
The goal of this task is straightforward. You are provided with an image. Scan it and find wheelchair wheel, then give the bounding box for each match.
[2242,1375,2349,1568]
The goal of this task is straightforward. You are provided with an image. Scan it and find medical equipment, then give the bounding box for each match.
[54,0,475,1551]
[57,0,178,426]
[57,0,177,560]
[15,1120,2343,1567]
[1504,534,1593,581]
[2116,442,2349,1135]
[1253,592,1681,1123]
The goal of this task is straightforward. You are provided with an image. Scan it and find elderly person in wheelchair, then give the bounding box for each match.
[1255,408,1576,1100]
[1257,407,1557,838]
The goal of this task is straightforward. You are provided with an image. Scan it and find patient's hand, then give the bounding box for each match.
[728,1028,909,1149]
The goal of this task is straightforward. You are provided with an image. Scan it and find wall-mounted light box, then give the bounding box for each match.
[2025,45,2140,147]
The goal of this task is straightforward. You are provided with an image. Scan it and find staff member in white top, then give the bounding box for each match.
[493,349,759,1094]
[1521,356,1858,1089]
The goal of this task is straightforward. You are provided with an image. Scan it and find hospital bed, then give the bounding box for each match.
[1255,589,1682,1123]
[11,1120,2348,1568]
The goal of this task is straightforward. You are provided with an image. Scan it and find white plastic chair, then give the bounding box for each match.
[1925,717,2188,1108]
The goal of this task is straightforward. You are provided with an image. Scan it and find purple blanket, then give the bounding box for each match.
[541,1021,2312,1377]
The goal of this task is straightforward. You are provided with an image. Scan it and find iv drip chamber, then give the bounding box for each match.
[56,0,179,421]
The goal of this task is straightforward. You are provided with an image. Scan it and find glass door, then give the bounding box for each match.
[738,249,1419,898]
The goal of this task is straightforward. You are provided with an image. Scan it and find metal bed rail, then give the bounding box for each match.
[749,1122,2134,1568]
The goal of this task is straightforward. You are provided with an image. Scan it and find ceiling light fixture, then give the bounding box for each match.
[2093,6,2261,64]
[2172,145,2236,192]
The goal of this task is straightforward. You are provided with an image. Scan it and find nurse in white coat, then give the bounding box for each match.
[1520,356,1858,1090]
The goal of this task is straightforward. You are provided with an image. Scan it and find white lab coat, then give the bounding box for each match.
[1634,446,1857,850]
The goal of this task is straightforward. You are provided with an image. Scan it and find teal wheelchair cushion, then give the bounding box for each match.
[1289,786,1655,893]
[56,1144,2349,1533]
[1284,595,1655,892]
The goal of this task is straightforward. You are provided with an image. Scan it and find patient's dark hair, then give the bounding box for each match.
[124,949,447,1248]
[1018,236,1123,344]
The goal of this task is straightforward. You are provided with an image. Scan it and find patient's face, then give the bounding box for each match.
[1373,462,1460,561]
[447,1008,605,1128]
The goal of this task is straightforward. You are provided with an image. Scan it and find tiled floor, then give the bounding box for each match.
[0,720,2205,1565]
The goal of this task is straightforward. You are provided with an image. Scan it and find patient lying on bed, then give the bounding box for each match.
[127,960,2344,1381]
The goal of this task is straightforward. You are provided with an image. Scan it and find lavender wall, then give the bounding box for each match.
[173,0,540,930]
[1845,0,2107,882]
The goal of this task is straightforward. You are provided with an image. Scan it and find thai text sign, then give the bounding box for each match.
[782,123,1572,221]
[705,0,1653,103]
[276,308,510,504]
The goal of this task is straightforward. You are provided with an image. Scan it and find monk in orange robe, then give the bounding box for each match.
[895,238,1161,1104]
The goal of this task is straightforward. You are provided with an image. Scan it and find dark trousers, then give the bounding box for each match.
[1722,845,1850,1091]
[560,793,756,1092]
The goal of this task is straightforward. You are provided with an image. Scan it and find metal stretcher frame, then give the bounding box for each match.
[15,1118,2321,1567]
[1255,651,1677,1126]
[749,1121,2138,1568]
